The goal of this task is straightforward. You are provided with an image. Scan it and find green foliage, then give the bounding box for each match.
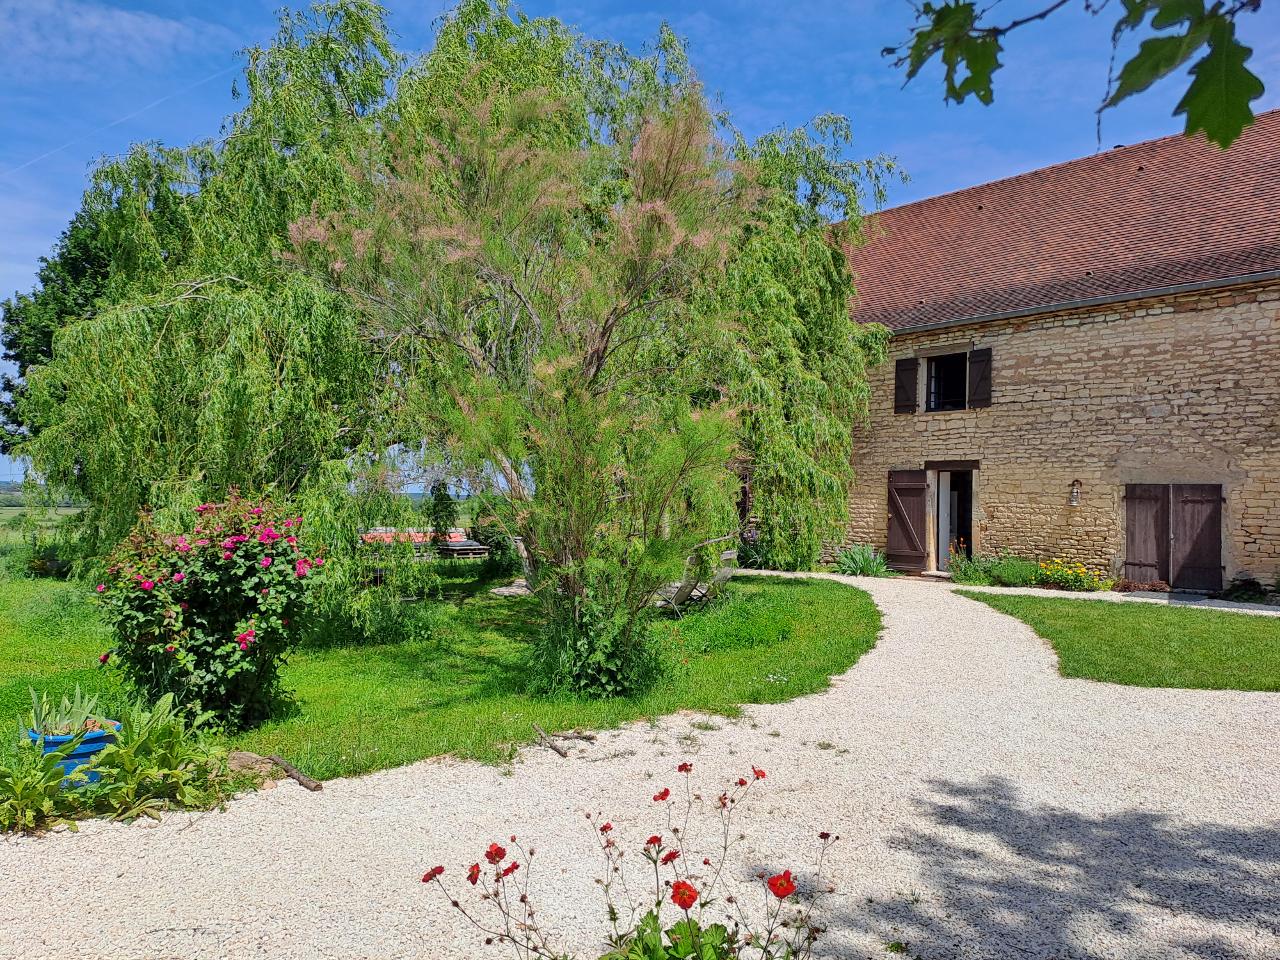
[28,685,106,736]
[18,0,399,556]
[949,550,1110,590]
[987,554,1042,587]
[0,740,85,832]
[886,0,1266,147]
[297,462,442,646]
[723,118,894,571]
[0,209,111,452]
[90,693,230,822]
[946,550,996,585]
[1,693,230,833]
[833,543,896,578]
[469,495,524,577]
[427,481,460,537]
[600,912,734,960]
[96,494,321,730]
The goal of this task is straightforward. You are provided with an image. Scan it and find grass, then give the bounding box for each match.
[1,568,880,780]
[959,591,1280,691]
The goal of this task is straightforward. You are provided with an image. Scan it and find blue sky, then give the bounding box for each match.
[2,0,1279,480]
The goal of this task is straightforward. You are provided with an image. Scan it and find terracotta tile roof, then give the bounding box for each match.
[845,110,1280,331]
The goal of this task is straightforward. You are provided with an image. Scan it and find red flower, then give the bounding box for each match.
[677,762,693,773]
[600,822,613,834]
[670,879,698,911]
[467,863,480,885]
[661,850,680,865]
[485,842,507,865]
[501,861,520,878]
[653,788,670,802]
[422,866,444,883]
[752,767,766,780]
[736,777,748,787]
[98,652,110,665]
[767,870,796,900]
[646,835,662,847]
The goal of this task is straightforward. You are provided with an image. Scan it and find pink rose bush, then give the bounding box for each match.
[95,492,324,730]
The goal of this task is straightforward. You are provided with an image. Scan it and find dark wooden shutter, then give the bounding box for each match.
[967,348,992,408]
[893,358,918,414]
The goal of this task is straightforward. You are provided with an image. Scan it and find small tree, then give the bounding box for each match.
[427,481,460,540]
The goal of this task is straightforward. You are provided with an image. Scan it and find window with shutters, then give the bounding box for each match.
[926,353,968,411]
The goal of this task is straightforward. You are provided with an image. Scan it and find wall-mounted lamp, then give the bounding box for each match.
[1068,479,1082,507]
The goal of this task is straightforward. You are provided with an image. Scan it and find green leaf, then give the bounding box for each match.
[1107,27,1210,105]
[1175,16,1264,147]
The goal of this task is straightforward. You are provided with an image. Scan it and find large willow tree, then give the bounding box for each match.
[19,1,398,554]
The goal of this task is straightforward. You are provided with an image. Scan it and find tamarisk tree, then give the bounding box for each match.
[294,78,746,694]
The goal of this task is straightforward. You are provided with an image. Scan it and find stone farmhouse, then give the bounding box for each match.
[842,110,1280,590]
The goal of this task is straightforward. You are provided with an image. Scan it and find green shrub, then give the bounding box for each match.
[96,493,322,730]
[532,584,659,698]
[1036,558,1111,592]
[833,543,896,577]
[1,692,230,833]
[988,555,1042,587]
[0,741,83,832]
[470,504,523,578]
[947,550,995,585]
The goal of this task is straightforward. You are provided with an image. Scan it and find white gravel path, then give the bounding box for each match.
[2,573,1277,960]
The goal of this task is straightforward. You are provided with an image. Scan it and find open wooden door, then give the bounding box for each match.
[886,470,927,573]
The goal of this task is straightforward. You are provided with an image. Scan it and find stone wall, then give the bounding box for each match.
[845,279,1280,585]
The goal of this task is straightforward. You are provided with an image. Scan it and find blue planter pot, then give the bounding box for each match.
[28,723,120,787]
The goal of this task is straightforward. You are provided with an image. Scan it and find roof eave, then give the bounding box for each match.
[881,268,1280,336]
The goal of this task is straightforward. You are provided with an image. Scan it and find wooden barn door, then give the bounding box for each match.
[1124,484,1170,583]
[1125,483,1222,591]
[1171,484,1222,592]
[886,470,927,573]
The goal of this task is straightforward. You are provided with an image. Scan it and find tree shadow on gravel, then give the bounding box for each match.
[840,776,1280,960]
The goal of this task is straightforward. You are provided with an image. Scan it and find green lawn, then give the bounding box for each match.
[959,591,1280,691]
[1,572,880,779]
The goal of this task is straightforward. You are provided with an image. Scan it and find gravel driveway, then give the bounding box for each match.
[2,574,1277,960]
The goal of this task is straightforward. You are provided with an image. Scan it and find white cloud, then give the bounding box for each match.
[0,0,237,84]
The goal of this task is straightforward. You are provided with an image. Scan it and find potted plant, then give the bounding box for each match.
[26,687,119,786]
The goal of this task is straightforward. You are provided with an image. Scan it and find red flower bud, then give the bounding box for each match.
[752,767,766,780]
[677,762,693,773]
[467,863,480,886]
[653,788,670,802]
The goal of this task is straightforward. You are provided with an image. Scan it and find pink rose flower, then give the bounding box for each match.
[172,572,185,583]
[139,580,155,591]
[95,583,105,593]
[222,551,233,560]
[260,556,273,568]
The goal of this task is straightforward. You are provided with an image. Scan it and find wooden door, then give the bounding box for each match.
[1171,484,1222,591]
[886,470,927,572]
[1125,483,1223,591]
[1124,484,1170,583]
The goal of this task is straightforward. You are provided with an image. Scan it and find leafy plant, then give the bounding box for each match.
[833,543,896,578]
[1036,558,1111,592]
[95,493,322,730]
[947,549,995,585]
[988,555,1042,588]
[0,742,86,833]
[28,685,109,736]
[1219,577,1270,603]
[90,693,229,822]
